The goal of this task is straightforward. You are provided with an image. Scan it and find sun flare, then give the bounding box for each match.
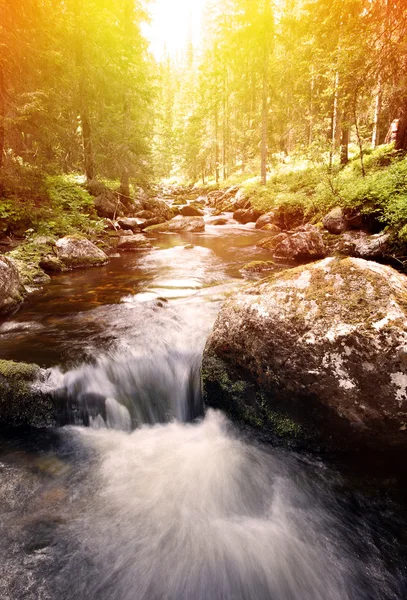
[146,0,207,59]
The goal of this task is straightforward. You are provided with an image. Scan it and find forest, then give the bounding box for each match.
[3,2,407,599]
[1,0,406,216]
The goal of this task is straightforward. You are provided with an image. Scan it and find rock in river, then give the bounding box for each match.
[202,257,407,449]
[56,236,108,269]
[0,360,56,427]
[259,225,326,262]
[144,216,205,233]
[0,256,26,315]
[117,234,153,250]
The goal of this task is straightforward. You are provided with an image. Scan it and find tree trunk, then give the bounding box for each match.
[329,71,339,171]
[260,59,268,185]
[395,99,407,151]
[81,105,95,181]
[120,166,130,198]
[371,76,382,148]
[261,0,272,185]
[75,14,95,182]
[214,108,219,183]
[0,65,5,169]
[340,113,350,165]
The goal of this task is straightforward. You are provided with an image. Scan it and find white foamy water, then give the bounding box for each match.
[51,410,377,600]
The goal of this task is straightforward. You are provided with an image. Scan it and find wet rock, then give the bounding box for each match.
[0,256,26,315]
[139,216,167,230]
[258,225,326,262]
[94,189,122,219]
[0,360,56,427]
[323,207,348,234]
[233,208,263,224]
[39,255,64,273]
[55,236,108,269]
[180,205,204,217]
[240,261,277,275]
[135,210,155,220]
[202,257,407,450]
[211,218,229,226]
[262,223,282,234]
[117,234,153,250]
[144,216,205,233]
[255,211,281,230]
[335,231,391,260]
[117,218,141,232]
[141,199,174,221]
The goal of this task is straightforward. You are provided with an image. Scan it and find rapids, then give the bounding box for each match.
[0,216,406,599]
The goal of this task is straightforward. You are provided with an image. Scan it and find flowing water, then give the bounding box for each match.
[0,216,406,599]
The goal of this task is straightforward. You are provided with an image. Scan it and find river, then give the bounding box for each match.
[0,216,406,599]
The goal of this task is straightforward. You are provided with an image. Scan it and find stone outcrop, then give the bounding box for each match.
[55,236,108,269]
[202,257,407,449]
[233,208,263,224]
[0,360,56,427]
[258,225,326,262]
[117,234,153,250]
[117,218,141,232]
[323,207,348,235]
[180,205,204,217]
[0,256,26,315]
[144,216,205,233]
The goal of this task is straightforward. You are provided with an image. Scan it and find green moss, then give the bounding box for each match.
[0,359,40,381]
[201,353,302,440]
[241,260,277,273]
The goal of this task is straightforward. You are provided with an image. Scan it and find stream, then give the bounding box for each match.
[0,215,406,599]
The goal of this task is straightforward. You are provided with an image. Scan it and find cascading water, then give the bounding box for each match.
[0,223,406,600]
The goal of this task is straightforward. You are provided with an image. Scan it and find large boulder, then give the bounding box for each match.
[258,225,326,262]
[117,218,141,232]
[0,256,26,315]
[0,360,56,427]
[139,216,167,231]
[141,198,174,221]
[144,216,205,233]
[323,207,348,234]
[117,234,153,250]
[94,189,122,219]
[55,236,108,269]
[255,211,282,230]
[180,205,204,217]
[202,257,407,450]
[335,231,390,260]
[233,208,262,224]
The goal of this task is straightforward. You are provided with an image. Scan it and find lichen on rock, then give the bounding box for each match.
[202,256,407,449]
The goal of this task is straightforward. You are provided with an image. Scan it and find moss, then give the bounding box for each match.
[0,359,41,381]
[201,352,302,441]
[241,260,277,273]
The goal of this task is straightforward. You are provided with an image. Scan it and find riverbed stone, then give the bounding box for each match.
[233,208,263,224]
[258,225,326,262]
[117,218,141,232]
[55,236,108,269]
[180,205,204,217]
[117,234,153,250]
[0,360,56,427]
[0,256,26,315]
[323,207,348,234]
[144,216,205,233]
[335,231,391,260]
[202,257,407,449]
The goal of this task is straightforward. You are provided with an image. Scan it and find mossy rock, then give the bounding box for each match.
[240,260,277,274]
[0,360,56,428]
[202,257,407,451]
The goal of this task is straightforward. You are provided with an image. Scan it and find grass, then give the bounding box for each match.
[212,145,407,246]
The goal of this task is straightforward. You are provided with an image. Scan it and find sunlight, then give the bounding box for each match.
[146,0,207,59]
